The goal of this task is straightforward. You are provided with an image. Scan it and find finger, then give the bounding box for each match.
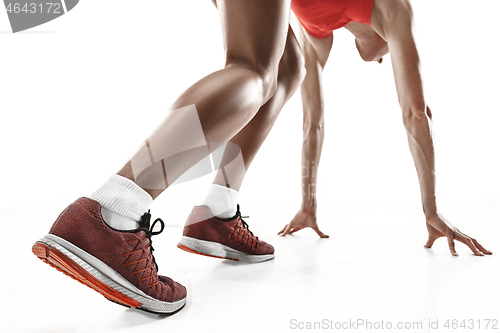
[455,233,484,256]
[278,224,289,235]
[289,227,304,234]
[312,226,329,238]
[459,232,492,255]
[471,238,492,255]
[424,235,437,248]
[447,233,458,256]
[278,224,293,236]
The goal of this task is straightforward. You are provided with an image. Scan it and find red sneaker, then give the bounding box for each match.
[177,205,274,263]
[32,197,186,315]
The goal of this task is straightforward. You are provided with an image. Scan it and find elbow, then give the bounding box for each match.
[303,119,325,137]
[402,105,432,131]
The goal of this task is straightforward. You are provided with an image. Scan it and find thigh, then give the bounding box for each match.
[279,25,304,76]
[216,0,291,75]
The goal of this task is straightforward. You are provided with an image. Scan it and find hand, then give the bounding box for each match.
[278,209,329,238]
[424,212,492,256]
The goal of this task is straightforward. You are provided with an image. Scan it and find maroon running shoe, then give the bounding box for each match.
[32,197,186,315]
[177,205,274,263]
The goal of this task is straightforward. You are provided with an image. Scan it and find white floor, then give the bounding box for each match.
[1,205,498,333]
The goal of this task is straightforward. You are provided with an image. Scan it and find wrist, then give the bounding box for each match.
[422,198,438,220]
[300,202,317,215]
[424,209,439,221]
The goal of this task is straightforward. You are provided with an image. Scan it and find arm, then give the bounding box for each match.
[371,0,491,255]
[278,23,332,238]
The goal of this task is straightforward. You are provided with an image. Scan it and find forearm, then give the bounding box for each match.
[372,0,439,219]
[403,107,437,218]
[301,122,324,212]
[299,65,325,213]
[295,23,331,214]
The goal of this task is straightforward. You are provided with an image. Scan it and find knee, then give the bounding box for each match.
[225,55,280,103]
[260,71,280,102]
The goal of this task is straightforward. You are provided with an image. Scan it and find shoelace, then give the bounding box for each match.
[139,210,165,271]
[229,204,259,250]
[123,210,165,289]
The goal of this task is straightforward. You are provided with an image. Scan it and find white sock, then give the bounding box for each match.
[201,184,239,218]
[89,174,153,230]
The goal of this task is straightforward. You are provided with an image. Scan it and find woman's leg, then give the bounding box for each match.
[211,26,305,191]
[33,1,294,312]
[117,0,291,199]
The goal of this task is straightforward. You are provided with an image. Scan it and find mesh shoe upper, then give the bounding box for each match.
[49,197,186,303]
[183,205,274,255]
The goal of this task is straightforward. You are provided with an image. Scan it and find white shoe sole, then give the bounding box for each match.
[32,234,186,315]
[177,236,274,263]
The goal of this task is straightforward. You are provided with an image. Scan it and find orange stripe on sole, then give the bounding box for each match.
[32,241,142,308]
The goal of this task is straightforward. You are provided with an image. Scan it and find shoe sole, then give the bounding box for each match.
[32,234,186,315]
[177,236,274,263]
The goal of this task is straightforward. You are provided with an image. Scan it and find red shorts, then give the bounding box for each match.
[292,0,374,38]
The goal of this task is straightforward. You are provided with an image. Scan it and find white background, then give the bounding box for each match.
[1,1,499,332]
[0,0,498,215]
